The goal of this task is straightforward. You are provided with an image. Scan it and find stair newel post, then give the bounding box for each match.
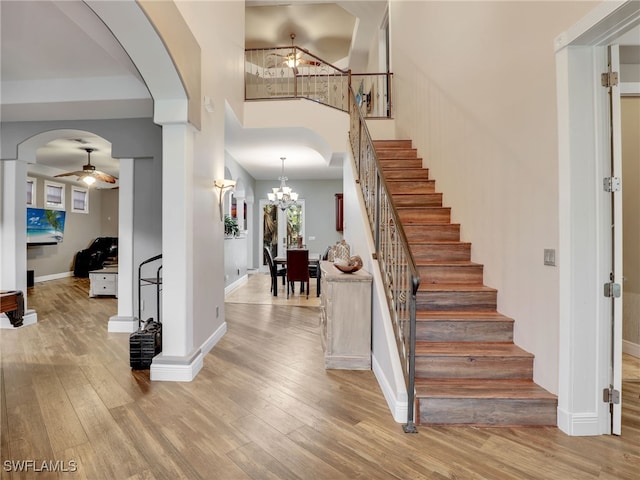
[374,171,381,252]
[403,276,419,434]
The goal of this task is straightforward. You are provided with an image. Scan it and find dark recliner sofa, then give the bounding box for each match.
[73,237,118,277]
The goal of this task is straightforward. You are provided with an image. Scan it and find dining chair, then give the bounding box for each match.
[286,249,309,299]
[308,245,330,297]
[264,246,286,297]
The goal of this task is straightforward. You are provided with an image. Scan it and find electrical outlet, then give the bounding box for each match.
[544,249,556,266]
[309,236,316,241]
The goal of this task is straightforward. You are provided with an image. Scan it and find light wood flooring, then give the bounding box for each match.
[0,275,639,479]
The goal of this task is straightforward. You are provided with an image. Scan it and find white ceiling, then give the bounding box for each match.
[0,0,388,182]
[1,1,637,183]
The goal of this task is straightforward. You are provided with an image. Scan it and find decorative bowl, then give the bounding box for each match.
[334,255,363,273]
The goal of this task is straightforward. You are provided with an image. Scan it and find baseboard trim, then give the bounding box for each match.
[224,275,248,295]
[372,354,407,423]
[202,322,227,355]
[557,407,602,436]
[34,271,73,283]
[108,315,138,333]
[150,348,203,382]
[623,339,640,358]
[0,310,37,329]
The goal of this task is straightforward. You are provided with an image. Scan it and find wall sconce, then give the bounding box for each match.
[214,179,236,220]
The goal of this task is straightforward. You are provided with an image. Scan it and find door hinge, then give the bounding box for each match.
[603,387,620,405]
[603,177,621,192]
[601,71,619,87]
[604,282,621,298]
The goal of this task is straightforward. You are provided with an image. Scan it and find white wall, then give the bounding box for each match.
[343,148,408,422]
[223,152,255,286]
[390,0,598,395]
[173,1,245,353]
[623,96,640,354]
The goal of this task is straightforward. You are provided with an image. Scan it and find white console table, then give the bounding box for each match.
[89,266,118,298]
[319,261,372,369]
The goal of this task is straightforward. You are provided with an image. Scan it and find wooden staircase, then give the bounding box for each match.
[373,139,557,426]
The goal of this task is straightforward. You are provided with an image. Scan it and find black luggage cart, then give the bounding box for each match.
[130,254,162,370]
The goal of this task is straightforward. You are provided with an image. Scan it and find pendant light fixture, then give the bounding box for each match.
[268,157,298,211]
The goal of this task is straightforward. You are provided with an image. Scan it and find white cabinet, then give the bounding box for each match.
[89,267,118,297]
[319,261,372,369]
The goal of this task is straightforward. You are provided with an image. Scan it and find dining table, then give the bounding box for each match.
[274,252,321,297]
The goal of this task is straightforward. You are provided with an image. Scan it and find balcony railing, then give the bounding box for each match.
[348,87,419,433]
[245,46,392,118]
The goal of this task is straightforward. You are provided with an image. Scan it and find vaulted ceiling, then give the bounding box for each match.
[0,0,387,183]
[2,1,637,184]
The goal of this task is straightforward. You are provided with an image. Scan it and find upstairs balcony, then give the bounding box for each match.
[245,44,392,119]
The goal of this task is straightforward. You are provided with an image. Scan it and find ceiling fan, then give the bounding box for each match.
[273,33,321,74]
[54,147,117,185]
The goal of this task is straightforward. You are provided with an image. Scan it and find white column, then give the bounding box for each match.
[151,123,201,381]
[108,158,136,333]
[1,160,37,328]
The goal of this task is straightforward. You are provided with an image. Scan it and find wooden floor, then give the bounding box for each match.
[1,275,639,479]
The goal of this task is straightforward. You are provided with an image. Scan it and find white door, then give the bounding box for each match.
[605,44,623,435]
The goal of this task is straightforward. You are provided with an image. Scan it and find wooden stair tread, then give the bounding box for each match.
[397,206,448,210]
[415,341,533,357]
[410,241,471,246]
[414,379,557,400]
[382,168,429,175]
[373,139,412,144]
[415,260,480,266]
[416,311,513,322]
[417,283,496,293]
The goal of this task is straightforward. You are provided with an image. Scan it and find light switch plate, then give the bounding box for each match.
[544,249,556,266]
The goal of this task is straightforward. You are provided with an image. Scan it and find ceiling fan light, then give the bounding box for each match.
[286,57,297,68]
[82,175,96,185]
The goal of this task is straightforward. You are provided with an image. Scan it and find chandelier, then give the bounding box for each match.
[268,157,298,211]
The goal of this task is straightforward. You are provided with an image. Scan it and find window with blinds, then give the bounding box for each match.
[26,177,36,206]
[71,186,89,213]
[44,180,65,210]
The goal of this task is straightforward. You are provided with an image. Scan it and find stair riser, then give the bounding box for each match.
[373,140,412,149]
[376,149,418,159]
[384,169,429,180]
[416,320,514,342]
[380,159,423,169]
[417,398,557,426]
[388,182,435,195]
[415,355,533,379]
[399,208,451,224]
[416,290,497,311]
[404,225,460,242]
[418,265,484,285]
[393,194,443,208]
[411,243,470,261]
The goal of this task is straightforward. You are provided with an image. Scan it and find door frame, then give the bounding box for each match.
[258,199,306,273]
[555,0,640,436]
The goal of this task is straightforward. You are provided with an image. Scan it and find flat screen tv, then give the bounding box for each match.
[27,208,66,245]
